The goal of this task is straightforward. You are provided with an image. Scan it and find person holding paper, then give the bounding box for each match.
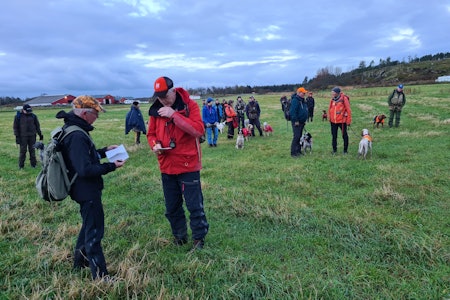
[125,101,146,144]
[55,95,125,281]
[147,76,209,251]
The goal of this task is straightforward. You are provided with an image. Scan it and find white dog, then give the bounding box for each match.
[215,121,226,134]
[358,128,372,159]
[235,130,245,149]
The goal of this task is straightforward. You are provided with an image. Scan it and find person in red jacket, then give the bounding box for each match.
[328,87,352,154]
[147,76,209,250]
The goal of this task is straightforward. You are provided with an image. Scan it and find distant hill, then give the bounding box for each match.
[307,54,450,90]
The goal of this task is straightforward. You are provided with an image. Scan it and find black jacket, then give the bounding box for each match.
[56,110,116,202]
[13,112,42,137]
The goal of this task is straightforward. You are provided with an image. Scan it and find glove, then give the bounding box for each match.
[294,121,300,126]
[15,136,20,144]
[206,123,212,128]
[39,134,44,141]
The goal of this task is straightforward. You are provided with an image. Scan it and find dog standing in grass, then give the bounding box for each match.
[373,114,386,128]
[358,129,372,159]
[262,122,273,136]
[236,130,245,149]
[300,132,313,154]
[33,141,45,164]
[216,121,226,134]
[322,110,328,121]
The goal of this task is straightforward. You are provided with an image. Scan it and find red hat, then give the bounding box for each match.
[153,76,173,98]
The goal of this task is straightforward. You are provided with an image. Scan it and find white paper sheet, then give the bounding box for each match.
[105,144,129,162]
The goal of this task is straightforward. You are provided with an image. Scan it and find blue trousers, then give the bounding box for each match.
[206,126,218,145]
[161,171,209,241]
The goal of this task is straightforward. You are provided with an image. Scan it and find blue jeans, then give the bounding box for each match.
[206,126,218,145]
[161,171,209,241]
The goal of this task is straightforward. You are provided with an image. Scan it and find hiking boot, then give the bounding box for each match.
[192,239,204,250]
[173,236,188,246]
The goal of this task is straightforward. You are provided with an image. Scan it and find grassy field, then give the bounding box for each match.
[1,84,449,299]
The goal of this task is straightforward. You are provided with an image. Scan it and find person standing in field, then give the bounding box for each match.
[289,87,309,158]
[224,100,237,139]
[387,84,406,128]
[328,87,352,155]
[56,95,125,280]
[147,76,209,250]
[13,104,43,169]
[246,96,263,136]
[306,91,315,122]
[125,101,147,144]
[235,96,246,130]
[202,97,219,147]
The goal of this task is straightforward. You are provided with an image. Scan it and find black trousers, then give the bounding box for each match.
[18,135,37,168]
[74,198,108,279]
[249,118,263,136]
[330,122,348,153]
[291,122,305,156]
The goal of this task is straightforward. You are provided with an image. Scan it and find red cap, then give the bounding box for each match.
[153,76,173,98]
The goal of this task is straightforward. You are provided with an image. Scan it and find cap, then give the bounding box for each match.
[153,76,174,98]
[207,97,213,103]
[72,95,105,112]
[23,104,32,112]
[332,87,341,94]
[398,84,404,89]
[297,87,308,93]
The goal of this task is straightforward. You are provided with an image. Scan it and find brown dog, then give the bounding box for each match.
[373,114,386,128]
[322,110,328,121]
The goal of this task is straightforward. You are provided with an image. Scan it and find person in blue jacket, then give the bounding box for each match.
[125,101,147,144]
[202,98,219,147]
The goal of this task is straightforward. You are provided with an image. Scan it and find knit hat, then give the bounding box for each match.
[72,95,105,112]
[332,87,341,94]
[23,104,32,113]
[398,84,404,89]
[207,97,214,103]
[153,76,173,98]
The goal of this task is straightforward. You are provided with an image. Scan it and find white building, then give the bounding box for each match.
[436,75,450,82]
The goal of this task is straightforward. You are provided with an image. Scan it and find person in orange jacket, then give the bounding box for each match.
[328,87,352,154]
[224,100,237,139]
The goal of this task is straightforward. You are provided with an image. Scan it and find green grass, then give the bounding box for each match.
[1,84,449,299]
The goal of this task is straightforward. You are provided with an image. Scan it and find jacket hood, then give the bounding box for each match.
[55,110,94,132]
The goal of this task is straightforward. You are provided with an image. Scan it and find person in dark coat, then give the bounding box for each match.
[387,84,406,127]
[245,96,263,136]
[13,104,43,169]
[306,91,315,122]
[125,101,147,144]
[56,95,125,280]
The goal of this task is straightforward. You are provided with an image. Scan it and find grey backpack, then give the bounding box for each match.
[35,125,90,202]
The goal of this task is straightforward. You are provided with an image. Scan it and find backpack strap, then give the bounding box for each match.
[57,125,92,184]
[59,125,91,142]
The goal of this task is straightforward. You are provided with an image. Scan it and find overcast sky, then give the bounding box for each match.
[1,0,449,98]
